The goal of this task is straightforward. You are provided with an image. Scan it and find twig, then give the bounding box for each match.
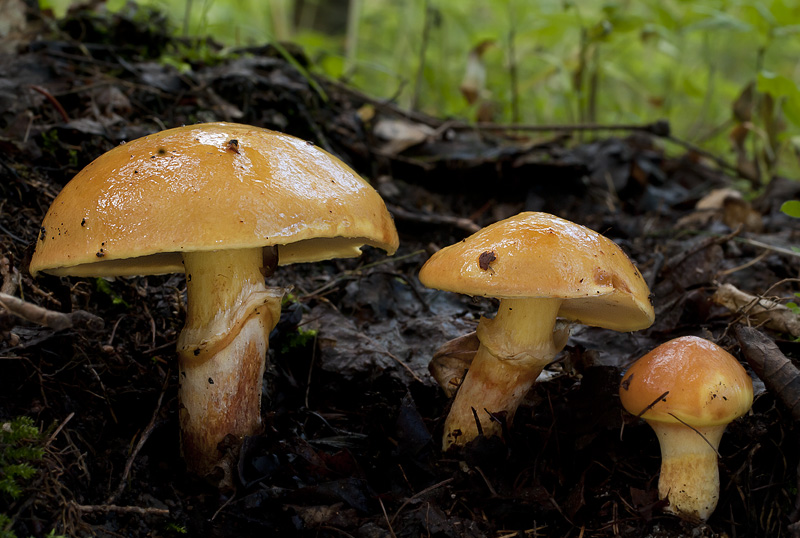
[0,292,104,331]
[45,412,75,447]
[661,227,742,278]
[376,345,424,385]
[474,465,498,497]
[719,250,769,276]
[70,501,169,516]
[633,391,670,420]
[712,283,800,338]
[106,380,168,504]
[378,497,398,538]
[30,85,70,122]
[667,413,721,458]
[664,134,742,177]
[301,250,425,300]
[736,237,800,260]
[322,78,443,128]
[390,477,454,524]
[388,204,481,233]
[271,41,329,103]
[448,119,671,136]
[305,333,317,409]
[320,526,357,538]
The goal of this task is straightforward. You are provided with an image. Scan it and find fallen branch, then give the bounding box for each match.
[70,501,169,516]
[734,325,800,422]
[737,237,800,260]
[734,325,800,524]
[450,119,671,137]
[388,204,481,234]
[712,283,800,338]
[0,292,104,332]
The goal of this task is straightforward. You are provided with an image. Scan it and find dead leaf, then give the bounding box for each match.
[459,39,493,105]
[677,187,763,232]
[373,118,435,155]
[429,331,479,397]
[712,283,800,338]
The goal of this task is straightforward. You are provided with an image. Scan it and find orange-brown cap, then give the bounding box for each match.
[418,212,654,332]
[29,123,398,278]
[619,336,753,426]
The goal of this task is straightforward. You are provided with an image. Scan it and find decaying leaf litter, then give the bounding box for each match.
[1,5,800,537]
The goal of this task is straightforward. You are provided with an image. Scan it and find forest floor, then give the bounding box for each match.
[1,4,800,538]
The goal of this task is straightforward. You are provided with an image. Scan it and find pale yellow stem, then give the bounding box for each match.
[443,297,567,451]
[177,248,283,477]
[648,420,726,521]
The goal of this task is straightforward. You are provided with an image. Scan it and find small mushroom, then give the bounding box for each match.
[419,212,654,450]
[29,123,398,480]
[619,336,754,521]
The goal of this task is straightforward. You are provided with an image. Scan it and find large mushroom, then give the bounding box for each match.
[619,336,753,521]
[29,123,398,478]
[418,212,654,451]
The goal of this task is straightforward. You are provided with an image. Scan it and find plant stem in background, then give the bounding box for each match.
[412,0,433,112]
[345,0,361,76]
[182,0,192,37]
[507,0,520,124]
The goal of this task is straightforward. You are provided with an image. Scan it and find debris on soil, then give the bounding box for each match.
[1,3,799,537]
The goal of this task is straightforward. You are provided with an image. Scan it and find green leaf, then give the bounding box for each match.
[95,278,129,308]
[781,200,800,218]
[757,71,800,126]
[688,9,753,33]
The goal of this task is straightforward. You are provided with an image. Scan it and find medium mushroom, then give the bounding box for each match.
[619,336,753,521]
[29,122,398,479]
[419,212,654,450]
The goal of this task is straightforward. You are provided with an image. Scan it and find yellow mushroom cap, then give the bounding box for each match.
[418,212,654,332]
[29,123,399,278]
[619,336,754,427]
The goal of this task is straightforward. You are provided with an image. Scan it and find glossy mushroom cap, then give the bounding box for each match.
[418,212,654,332]
[619,336,753,426]
[29,123,399,278]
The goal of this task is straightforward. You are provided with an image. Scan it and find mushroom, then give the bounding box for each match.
[29,122,399,478]
[618,336,753,521]
[418,212,654,450]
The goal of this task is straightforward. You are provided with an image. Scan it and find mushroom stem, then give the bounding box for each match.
[443,297,567,450]
[177,248,283,477]
[648,421,726,521]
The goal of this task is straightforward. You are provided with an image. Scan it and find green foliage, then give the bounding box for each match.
[164,522,188,535]
[281,292,298,308]
[0,418,66,538]
[280,327,317,354]
[758,72,800,127]
[782,200,800,218]
[95,278,130,308]
[0,513,14,538]
[40,0,800,175]
[0,417,44,538]
[0,417,44,501]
